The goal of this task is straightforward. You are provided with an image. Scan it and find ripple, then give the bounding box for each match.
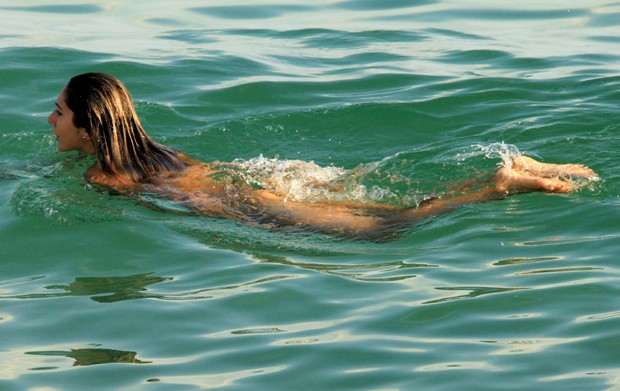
[256,256,436,283]
[482,337,585,355]
[423,286,527,304]
[541,367,620,385]
[415,361,497,372]
[492,256,562,266]
[190,5,312,20]
[25,347,151,366]
[2,2,619,391]
[205,317,356,341]
[231,327,286,335]
[576,310,620,323]
[0,345,149,379]
[0,273,306,303]
[507,234,620,247]
[0,4,102,14]
[0,313,14,324]
[515,266,603,276]
[155,365,287,389]
[334,0,437,11]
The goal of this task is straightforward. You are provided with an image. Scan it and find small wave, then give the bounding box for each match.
[8,156,139,224]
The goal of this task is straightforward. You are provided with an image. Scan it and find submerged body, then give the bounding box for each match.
[49,73,598,239]
[86,154,596,238]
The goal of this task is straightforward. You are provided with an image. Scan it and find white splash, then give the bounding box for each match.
[457,142,522,168]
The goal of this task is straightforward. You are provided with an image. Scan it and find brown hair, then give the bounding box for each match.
[64,72,189,182]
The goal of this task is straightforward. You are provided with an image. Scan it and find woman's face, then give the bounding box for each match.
[48,88,95,154]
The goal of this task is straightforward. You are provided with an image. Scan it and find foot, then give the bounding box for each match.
[494,165,573,194]
[494,155,597,194]
[513,156,597,179]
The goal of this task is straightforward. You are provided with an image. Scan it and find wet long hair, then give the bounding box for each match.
[64,72,190,182]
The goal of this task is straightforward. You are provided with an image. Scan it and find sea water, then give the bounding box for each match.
[1,1,619,390]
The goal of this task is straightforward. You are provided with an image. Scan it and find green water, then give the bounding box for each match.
[1,1,619,390]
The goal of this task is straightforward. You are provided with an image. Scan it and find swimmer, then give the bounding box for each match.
[48,73,598,238]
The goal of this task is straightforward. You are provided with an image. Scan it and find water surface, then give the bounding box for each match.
[1,1,619,390]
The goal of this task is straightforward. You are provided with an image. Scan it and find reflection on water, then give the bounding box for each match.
[26,347,150,366]
[423,286,526,304]
[481,337,585,356]
[252,251,434,282]
[2,273,171,303]
[514,266,603,276]
[46,273,172,302]
[492,256,562,266]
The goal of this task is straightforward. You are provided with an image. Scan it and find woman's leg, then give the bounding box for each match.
[250,155,597,237]
[393,155,596,226]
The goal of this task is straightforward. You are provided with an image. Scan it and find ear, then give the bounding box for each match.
[78,128,91,142]
[78,128,96,155]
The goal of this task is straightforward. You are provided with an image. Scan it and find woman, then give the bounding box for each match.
[48,72,597,238]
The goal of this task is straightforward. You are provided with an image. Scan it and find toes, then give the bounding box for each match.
[547,179,572,193]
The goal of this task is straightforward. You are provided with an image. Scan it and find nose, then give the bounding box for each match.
[47,111,55,126]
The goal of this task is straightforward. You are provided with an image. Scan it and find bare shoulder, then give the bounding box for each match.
[84,165,137,192]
